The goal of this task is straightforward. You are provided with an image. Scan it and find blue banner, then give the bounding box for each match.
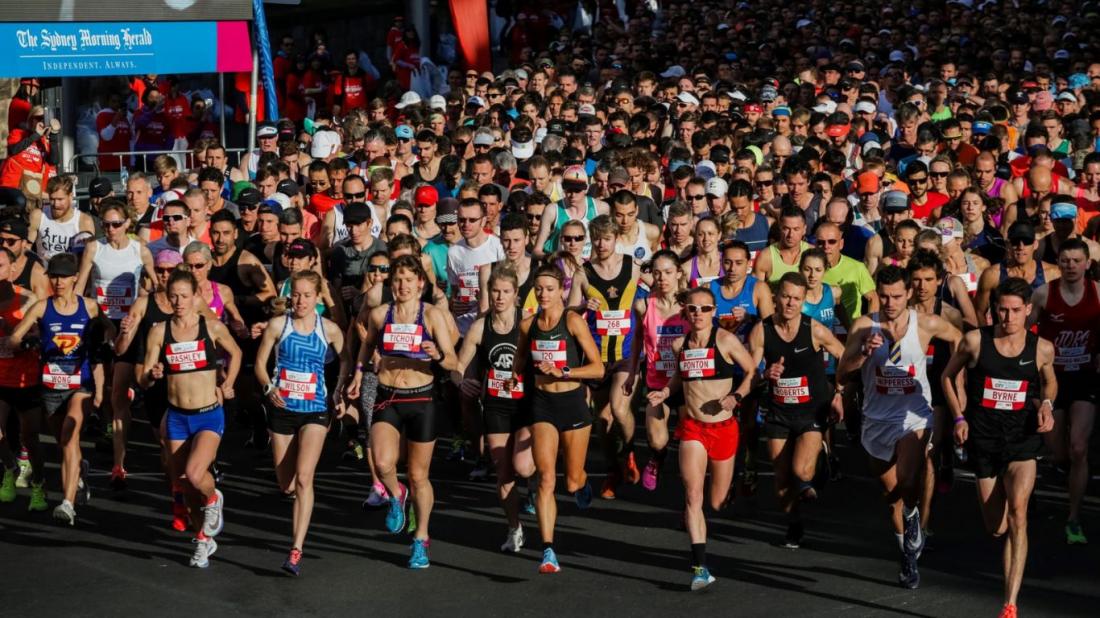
[0,21,252,77]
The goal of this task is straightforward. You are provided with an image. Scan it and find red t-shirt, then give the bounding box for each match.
[7,97,30,134]
[332,72,372,111]
[911,191,949,221]
[163,93,190,140]
[95,108,132,172]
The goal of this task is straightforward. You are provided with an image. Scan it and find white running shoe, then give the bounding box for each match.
[202,489,225,537]
[190,537,218,568]
[501,525,525,553]
[53,500,76,526]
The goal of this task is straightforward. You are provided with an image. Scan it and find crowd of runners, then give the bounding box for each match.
[2,1,1100,615]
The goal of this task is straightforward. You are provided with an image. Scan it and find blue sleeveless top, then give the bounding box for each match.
[711,276,759,342]
[40,296,93,390]
[274,314,331,414]
[801,287,837,374]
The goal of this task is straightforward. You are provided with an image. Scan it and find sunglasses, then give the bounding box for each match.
[163,214,187,222]
[155,266,176,274]
[943,135,963,142]
[345,191,367,200]
[687,304,715,313]
[458,217,484,225]
[908,176,929,184]
[398,137,411,143]
[186,262,208,270]
[438,220,457,227]
[687,195,705,201]
[756,180,774,187]
[1009,238,1034,246]
[366,264,390,273]
[528,214,541,222]
[929,171,949,178]
[562,235,585,243]
[103,220,127,229]
[453,141,469,150]
[819,238,840,245]
[242,203,260,211]
[0,237,20,247]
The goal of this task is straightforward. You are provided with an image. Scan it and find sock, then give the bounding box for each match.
[197,531,208,541]
[895,533,905,553]
[651,447,668,466]
[372,480,386,492]
[542,542,553,552]
[691,543,707,568]
[622,437,635,456]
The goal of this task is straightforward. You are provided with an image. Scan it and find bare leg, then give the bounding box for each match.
[1066,404,1095,523]
[110,361,135,471]
[487,432,519,528]
[291,424,327,551]
[406,439,436,541]
[531,422,560,544]
[1001,460,1037,606]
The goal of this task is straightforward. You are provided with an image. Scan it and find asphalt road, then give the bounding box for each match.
[1,414,1097,618]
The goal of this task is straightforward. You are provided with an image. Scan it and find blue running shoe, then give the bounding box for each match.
[574,482,592,510]
[282,548,302,576]
[691,566,716,591]
[903,507,923,559]
[538,548,561,574]
[385,485,407,534]
[408,538,430,569]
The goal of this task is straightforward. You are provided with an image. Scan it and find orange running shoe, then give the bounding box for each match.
[623,452,641,484]
[600,471,620,500]
[171,501,189,532]
[998,604,1017,618]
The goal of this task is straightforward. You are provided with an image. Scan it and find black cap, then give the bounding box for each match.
[0,219,28,240]
[236,187,262,208]
[286,238,316,258]
[710,146,731,163]
[1007,90,1029,104]
[46,253,78,277]
[88,177,113,199]
[276,179,300,198]
[1007,222,1036,243]
[546,120,569,136]
[435,197,458,224]
[343,202,372,225]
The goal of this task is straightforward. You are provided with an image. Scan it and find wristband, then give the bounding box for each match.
[953,416,967,425]
[732,392,743,403]
[1041,399,1053,409]
[356,362,366,372]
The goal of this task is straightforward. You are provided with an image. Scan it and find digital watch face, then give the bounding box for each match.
[0,1,252,22]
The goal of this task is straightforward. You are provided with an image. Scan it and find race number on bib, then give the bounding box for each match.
[165,340,208,372]
[981,377,1028,411]
[42,362,81,390]
[596,310,631,336]
[532,339,568,368]
[487,368,524,399]
[773,376,811,404]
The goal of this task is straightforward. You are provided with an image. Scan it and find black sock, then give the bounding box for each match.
[691,543,706,568]
[622,435,634,456]
[652,447,668,466]
[543,542,554,552]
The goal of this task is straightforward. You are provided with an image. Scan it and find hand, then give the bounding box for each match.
[49,118,61,134]
[266,385,286,409]
[421,340,440,361]
[621,377,634,397]
[219,383,235,400]
[764,356,785,382]
[120,313,138,335]
[647,387,670,406]
[585,298,601,312]
[149,362,165,380]
[1037,401,1055,433]
[719,394,740,412]
[863,332,884,357]
[34,121,46,136]
[830,392,844,423]
[251,321,268,339]
[345,373,362,401]
[229,319,248,339]
[731,306,747,322]
[954,417,969,445]
[334,398,347,419]
[94,389,104,409]
[536,360,559,376]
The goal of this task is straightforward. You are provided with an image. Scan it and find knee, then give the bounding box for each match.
[407,467,430,487]
[684,486,704,508]
[513,457,535,479]
[538,469,556,493]
[183,464,206,487]
[294,474,313,494]
[1068,441,1089,464]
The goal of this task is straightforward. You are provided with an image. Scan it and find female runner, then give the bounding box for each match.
[682,217,724,287]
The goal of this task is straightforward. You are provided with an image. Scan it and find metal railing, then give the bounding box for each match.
[68,148,251,175]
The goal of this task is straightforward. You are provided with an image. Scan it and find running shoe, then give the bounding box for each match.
[903,507,924,559]
[109,465,128,492]
[341,440,366,462]
[599,471,620,500]
[408,538,430,569]
[574,482,593,510]
[641,458,660,491]
[385,484,408,533]
[447,438,467,462]
[998,603,1017,618]
[171,501,189,532]
[211,462,225,484]
[28,481,47,512]
[1065,520,1088,545]
[799,481,818,502]
[190,537,218,568]
[538,548,561,574]
[53,500,75,526]
[783,521,804,549]
[623,452,641,484]
[282,548,303,576]
[15,448,30,488]
[362,483,389,508]
[0,467,15,503]
[690,566,716,591]
[201,489,225,537]
[76,460,91,506]
[501,525,524,553]
[898,554,920,589]
[468,459,491,481]
[522,483,537,515]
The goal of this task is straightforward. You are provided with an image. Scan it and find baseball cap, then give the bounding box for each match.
[286,238,316,258]
[856,171,880,194]
[236,187,262,209]
[88,177,113,199]
[608,168,631,187]
[466,95,487,109]
[577,103,597,117]
[512,127,535,159]
[415,185,439,207]
[846,61,866,72]
[695,161,717,181]
[258,199,284,217]
[1007,90,1029,104]
[935,217,964,245]
[343,202,372,225]
[1007,222,1036,243]
[854,100,876,115]
[429,95,447,111]
[270,193,292,211]
[310,130,341,159]
[256,123,278,139]
[1055,90,1076,103]
[435,197,458,224]
[676,92,700,107]
[812,100,838,114]
[660,65,686,78]
[705,177,729,197]
[276,179,300,198]
[1050,200,1077,220]
[0,219,28,239]
[882,190,910,212]
[395,91,422,109]
[155,249,183,268]
[771,106,791,117]
[825,112,851,137]
[972,120,993,136]
[395,125,414,140]
[710,146,731,163]
[561,165,589,191]
[46,253,78,277]
[472,130,495,147]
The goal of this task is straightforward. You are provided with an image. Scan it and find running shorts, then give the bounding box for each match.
[529,387,591,432]
[165,403,225,441]
[1054,372,1098,410]
[967,434,1043,479]
[42,386,92,416]
[373,383,437,443]
[676,416,739,461]
[860,409,932,463]
[269,408,331,435]
[0,386,40,412]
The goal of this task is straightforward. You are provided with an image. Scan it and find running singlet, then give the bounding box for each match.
[529,310,582,370]
[92,238,143,320]
[274,313,330,414]
[1037,279,1100,375]
[766,242,810,284]
[643,297,687,389]
[801,287,837,374]
[965,327,1040,437]
[711,277,759,342]
[584,259,639,363]
[39,297,93,390]
[160,317,218,375]
[615,221,654,263]
[379,302,434,361]
[0,287,39,387]
[762,315,829,413]
[515,265,538,317]
[999,262,1046,290]
[479,308,525,407]
[688,254,725,288]
[35,209,81,260]
[678,328,738,381]
[733,214,770,261]
[860,310,933,421]
[542,197,598,257]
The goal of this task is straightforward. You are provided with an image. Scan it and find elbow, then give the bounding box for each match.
[590,363,605,381]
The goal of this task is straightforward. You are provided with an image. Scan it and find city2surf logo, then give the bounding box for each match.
[51,332,82,356]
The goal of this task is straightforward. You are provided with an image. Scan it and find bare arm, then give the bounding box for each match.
[451,316,484,382]
[75,241,97,297]
[531,206,558,259]
[563,312,605,381]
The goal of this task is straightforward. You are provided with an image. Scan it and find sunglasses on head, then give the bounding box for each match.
[687,304,715,313]
[366,264,390,273]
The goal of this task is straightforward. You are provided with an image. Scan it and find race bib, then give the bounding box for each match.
[981,377,1028,411]
[874,364,917,395]
[596,310,631,336]
[278,368,318,400]
[382,323,424,353]
[926,344,935,367]
[165,340,208,372]
[773,376,811,404]
[532,338,568,368]
[42,362,81,390]
[487,368,523,399]
[679,348,716,378]
[96,285,134,317]
[456,272,480,304]
[654,324,684,376]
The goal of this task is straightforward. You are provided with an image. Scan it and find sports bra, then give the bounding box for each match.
[379,302,434,361]
[678,327,738,382]
[161,316,218,376]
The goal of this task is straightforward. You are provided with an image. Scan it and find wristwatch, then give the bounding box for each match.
[263,383,276,396]
[561,366,571,378]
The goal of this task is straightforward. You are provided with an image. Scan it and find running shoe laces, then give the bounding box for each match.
[408,539,430,569]
[190,537,217,568]
[28,482,48,512]
[385,485,407,533]
[201,489,225,537]
[998,604,1017,618]
[501,525,524,553]
[690,566,716,591]
[53,500,75,526]
[641,458,660,491]
[538,548,561,574]
[1065,521,1088,545]
[282,548,303,576]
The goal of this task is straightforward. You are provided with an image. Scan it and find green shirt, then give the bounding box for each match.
[424,239,450,294]
[822,254,875,318]
[767,241,810,283]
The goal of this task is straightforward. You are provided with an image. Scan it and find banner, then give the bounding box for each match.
[0,21,252,77]
[448,0,491,73]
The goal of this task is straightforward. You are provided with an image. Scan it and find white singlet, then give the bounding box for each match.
[92,238,144,320]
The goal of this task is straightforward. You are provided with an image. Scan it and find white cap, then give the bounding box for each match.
[534,127,548,144]
[270,192,292,211]
[812,100,838,114]
[429,95,447,111]
[695,161,717,180]
[395,91,422,109]
[473,130,495,146]
[676,92,700,107]
[705,177,728,197]
[854,100,877,114]
[796,19,813,29]
[660,65,686,78]
[728,90,748,102]
[310,130,341,159]
[578,103,597,116]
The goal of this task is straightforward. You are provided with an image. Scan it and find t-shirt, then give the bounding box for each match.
[822,254,875,318]
[911,192,948,222]
[328,236,386,292]
[424,239,450,294]
[447,235,504,334]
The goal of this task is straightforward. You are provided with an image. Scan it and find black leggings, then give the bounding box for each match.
[373,383,437,443]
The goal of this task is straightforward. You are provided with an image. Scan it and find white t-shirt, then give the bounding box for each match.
[447,234,504,334]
